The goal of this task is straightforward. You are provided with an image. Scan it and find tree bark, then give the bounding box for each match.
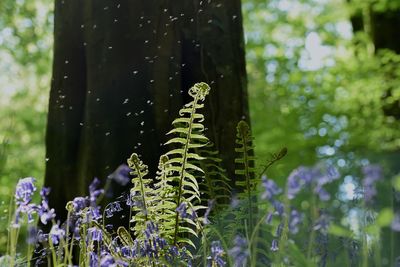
[44,0,248,221]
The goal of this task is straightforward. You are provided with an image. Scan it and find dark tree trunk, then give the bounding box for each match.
[44,0,248,221]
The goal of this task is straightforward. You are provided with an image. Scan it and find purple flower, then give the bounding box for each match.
[100,253,115,267]
[265,212,273,224]
[275,223,283,237]
[49,222,65,245]
[362,165,382,181]
[87,227,102,242]
[362,165,382,205]
[15,177,36,205]
[89,177,104,205]
[261,176,282,200]
[72,197,89,213]
[289,209,303,234]
[176,202,188,219]
[270,239,279,252]
[209,241,226,267]
[108,164,131,186]
[287,165,340,201]
[38,189,56,225]
[89,252,99,267]
[105,202,122,218]
[272,200,284,216]
[228,236,248,267]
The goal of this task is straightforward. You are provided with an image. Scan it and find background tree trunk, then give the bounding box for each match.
[44,0,249,221]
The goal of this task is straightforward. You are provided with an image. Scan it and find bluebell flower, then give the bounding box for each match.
[275,223,283,237]
[49,222,65,245]
[270,239,279,252]
[15,177,36,205]
[72,197,89,213]
[108,164,131,186]
[38,192,56,225]
[362,165,382,205]
[89,177,104,205]
[261,176,282,200]
[100,253,115,267]
[176,202,188,219]
[362,165,382,181]
[208,241,226,267]
[105,201,123,218]
[272,200,284,216]
[228,235,248,267]
[89,252,99,267]
[289,209,303,234]
[265,212,273,224]
[87,227,102,242]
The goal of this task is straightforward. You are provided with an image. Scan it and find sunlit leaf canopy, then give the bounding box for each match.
[1,0,400,254]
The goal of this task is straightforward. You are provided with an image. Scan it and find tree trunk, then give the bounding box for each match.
[44,0,248,221]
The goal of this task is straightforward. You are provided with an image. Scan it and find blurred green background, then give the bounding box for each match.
[1,0,400,255]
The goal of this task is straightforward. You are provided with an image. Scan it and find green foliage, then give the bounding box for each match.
[127,153,154,239]
[197,142,231,206]
[235,120,257,232]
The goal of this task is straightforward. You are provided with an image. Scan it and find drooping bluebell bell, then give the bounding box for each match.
[49,222,65,245]
[289,209,303,234]
[89,177,104,205]
[261,176,282,200]
[208,240,226,267]
[108,164,131,186]
[270,239,279,252]
[176,202,188,219]
[38,189,56,225]
[228,235,248,267]
[87,227,102,242]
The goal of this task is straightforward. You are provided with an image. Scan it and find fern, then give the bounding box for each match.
[197,142,232,206]
[161,82,211,247]
[127,153,154,239]
[153,155,176,241]
[235,120,257,233]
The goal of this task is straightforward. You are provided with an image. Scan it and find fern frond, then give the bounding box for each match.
[197,142,232,206]
[127,153,154,238]
[235,120,257,233]
[160,82,211,247]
